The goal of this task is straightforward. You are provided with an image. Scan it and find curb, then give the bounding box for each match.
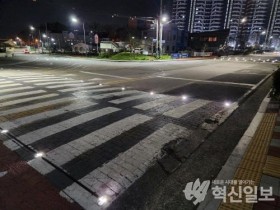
[197,93,271,210]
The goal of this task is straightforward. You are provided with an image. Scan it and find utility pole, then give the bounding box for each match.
[159,0,163,58]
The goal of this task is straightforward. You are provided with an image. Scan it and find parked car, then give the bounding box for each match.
[23,49,30,54]
[133,48,143,54]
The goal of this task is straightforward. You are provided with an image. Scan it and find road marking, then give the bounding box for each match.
[109,93,151,104]
[0,83,22,88]
[0,94,58,108]
[59,85,107,92]
[89,78,104,81]
[156,76,255,87]
[61,183,101,210]
[0,81,15,85]
[46,114,152,168]
[15,77,61,82]
[80,71,131,79]
[0,90,46,101]
[134,96,178,110]
[163,99,211,118]
[17,107,120,145]
[0,97,72,115]
[46,82,95,89]
[63,123,187,207]
[91,90,141,100]
[86,87,125,94]
[0,100,95,130]
[0,86,34,94]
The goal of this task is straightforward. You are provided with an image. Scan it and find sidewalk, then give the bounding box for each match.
[200,96,280,210]
[0,136,82,210]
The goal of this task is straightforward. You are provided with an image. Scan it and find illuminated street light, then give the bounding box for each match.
[161,15,168,23]
[261,31,266,35]
[70,16,86,44]
[30,26,35,31]
[42,34,47,38]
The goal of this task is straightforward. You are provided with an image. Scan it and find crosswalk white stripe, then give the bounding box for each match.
[163,99,211,118]
[0,86,34,94]
[91,90,141,100]
[86,87,124,94]
[0,83,22,89]
[0,90,46,101]
[46,82,95,89]
[34,80,80,86]
[27,79,70,83]
[46,114,152,168]
[0,81,15,85]
[109,93,152,104]
[61,183,101,210]
[134,96,178,110]
[0,97,72,115]
[17,107,120,145]
[63,123,187,207]
[59,85,108,93]
[15,77,60,82]
[0,93,58,108]
[0,100,95,130]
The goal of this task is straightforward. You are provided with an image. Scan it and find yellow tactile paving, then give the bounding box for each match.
[238,159,264,173]
[218,113,277,210]
[0,101,72,122]
[263,156,280,178]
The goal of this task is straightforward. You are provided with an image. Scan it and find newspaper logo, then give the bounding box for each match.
[183,178,210,205]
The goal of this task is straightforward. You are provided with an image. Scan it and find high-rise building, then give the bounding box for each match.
[172,0,188,30]
[172,0,280,49]
[266,0,280,48]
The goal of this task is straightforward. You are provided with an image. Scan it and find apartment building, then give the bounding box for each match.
[172,0,280,49]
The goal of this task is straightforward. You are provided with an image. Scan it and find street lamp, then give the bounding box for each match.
[70,16,86,44]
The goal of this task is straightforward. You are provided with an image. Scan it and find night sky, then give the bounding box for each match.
[0,0,168,38]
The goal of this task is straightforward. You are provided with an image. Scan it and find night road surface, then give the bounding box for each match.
[0,54,276,209]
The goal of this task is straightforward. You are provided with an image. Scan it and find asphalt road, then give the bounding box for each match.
[0,53,276,209]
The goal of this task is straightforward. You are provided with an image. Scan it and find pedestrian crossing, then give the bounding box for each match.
[0,72,224,209]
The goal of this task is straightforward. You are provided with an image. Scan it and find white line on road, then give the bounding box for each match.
[0,94,58,108]
[59,85,107,93]
[63,123,188,207]
[0,90,46,101]
[46,114,152,168]
[156,76,255,87]
[134,96,178,110]
[0,97,73,115]
[0,100,95,130]
[17,107,120,145]
[163,99,211,118]
[109,93,152,104]
[80,71,131,79]
[0,86,34,94]
[46,82,95,89]
[90,90,141,100]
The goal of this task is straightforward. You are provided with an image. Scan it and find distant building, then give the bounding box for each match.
[172,0,280,50]
[188,29,230,52]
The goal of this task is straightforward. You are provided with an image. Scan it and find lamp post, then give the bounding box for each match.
[30,25,35,46]
[71,16,86,45]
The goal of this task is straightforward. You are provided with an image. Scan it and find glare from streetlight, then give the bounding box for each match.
[241,17,246,23]
[162,15,168,23]
[30,26,35,31]
[51,38,55,42]
[261,31,266,35]
[42,34,47,38]
[71,16,78,23]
